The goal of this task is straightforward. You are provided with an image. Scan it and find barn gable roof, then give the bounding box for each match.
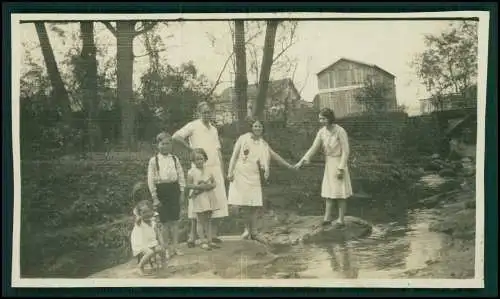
[316,57,395,78]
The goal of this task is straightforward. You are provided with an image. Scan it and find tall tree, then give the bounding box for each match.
[252,20,279,119]
[101,21,157,149]
[233,20,249,128]
[80,21,101,152]
[34,22,72,120]
[412,21,478,108]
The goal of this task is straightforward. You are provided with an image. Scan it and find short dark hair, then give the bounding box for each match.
[246,116,265,133]
[197,101,212,112]
[319,108,336,124]
[132,181,150,203]
[156,131,172,144]
[133,200,154,225]
[191,148,208,162]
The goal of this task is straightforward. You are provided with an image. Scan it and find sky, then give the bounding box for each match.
[19,19,457,116]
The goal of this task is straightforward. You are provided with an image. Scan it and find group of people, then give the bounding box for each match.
[130,101,353,276]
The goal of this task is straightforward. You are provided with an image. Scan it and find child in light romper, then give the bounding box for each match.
[130,200,165,276]
[185,148,220,250]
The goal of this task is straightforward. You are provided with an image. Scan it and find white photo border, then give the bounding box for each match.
[10,11,489,289]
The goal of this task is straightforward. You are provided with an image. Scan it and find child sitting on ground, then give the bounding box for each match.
[130,200,167,276]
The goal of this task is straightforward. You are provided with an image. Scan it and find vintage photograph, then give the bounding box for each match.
[11,11,488,288]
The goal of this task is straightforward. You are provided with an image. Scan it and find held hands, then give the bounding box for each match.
[293,159,308,170]
[227,172,234,182]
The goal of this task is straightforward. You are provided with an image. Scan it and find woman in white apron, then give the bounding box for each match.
[227,119,295,239]
[295,108,353,228]
[173,101,228,246]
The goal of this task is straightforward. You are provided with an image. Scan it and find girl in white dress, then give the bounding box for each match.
[227,119,295,239]
[295,108,353,228]
[173,101,228,247]
[185,148,220,250]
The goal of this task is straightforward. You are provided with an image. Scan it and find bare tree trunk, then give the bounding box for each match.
[116,21,137,149]
[34,22,71,119]
[253,20,279,119]
[143,31,161,107]
[233,20,248,131]
[101,21,157,150]
[80,21,101,153]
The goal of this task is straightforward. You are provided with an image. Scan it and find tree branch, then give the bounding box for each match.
[271,22,297,65]
[272,38,295,64]
[205,52,235,99]
[298,56,312,95]
[134,47,167,58]
[101,21,117,36]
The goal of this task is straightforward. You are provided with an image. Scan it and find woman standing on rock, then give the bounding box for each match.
[227,119,295,239]
[295,108,353,228]
[173,101,228,247]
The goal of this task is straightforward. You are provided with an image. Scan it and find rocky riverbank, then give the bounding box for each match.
[400,154,477,279]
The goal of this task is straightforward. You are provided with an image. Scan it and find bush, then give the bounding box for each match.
[399,115,447,161]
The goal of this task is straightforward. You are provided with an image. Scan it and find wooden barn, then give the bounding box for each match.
[313,58,397,118]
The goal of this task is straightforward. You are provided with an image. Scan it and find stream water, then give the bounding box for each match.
[87,174,467,280]
[271,208,449,279]
[253,175,455,279]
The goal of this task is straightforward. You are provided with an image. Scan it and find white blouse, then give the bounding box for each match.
[147,154,186,198]
[303,125,350,170]
[173,119,222,167]
[228,133,271,174]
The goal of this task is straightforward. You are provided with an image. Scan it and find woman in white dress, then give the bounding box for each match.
[295,108,353,228]
[227,119,295,239]
[173,101,228,246]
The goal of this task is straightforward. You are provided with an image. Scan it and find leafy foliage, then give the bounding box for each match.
[139,61,212,135]
[354,75,394,113]
[20,24,213,157]
[412,21,478,103]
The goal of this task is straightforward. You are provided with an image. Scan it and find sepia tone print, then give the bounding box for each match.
[10,12,488,288]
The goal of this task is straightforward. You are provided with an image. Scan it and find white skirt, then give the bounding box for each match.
[321,156,353,199]
[228,159,263,207]
[188,164,228,219]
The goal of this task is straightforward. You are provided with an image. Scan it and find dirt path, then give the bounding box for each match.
[89,215,373,279]
[89,237,279,279]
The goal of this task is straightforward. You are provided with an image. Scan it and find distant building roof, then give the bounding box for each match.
[216,78,302,103]
[316,57,395,78]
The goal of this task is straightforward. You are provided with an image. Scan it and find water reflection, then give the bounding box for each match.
[403,210,446,270]
[296,208,448,279]
[324,236,359,279]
